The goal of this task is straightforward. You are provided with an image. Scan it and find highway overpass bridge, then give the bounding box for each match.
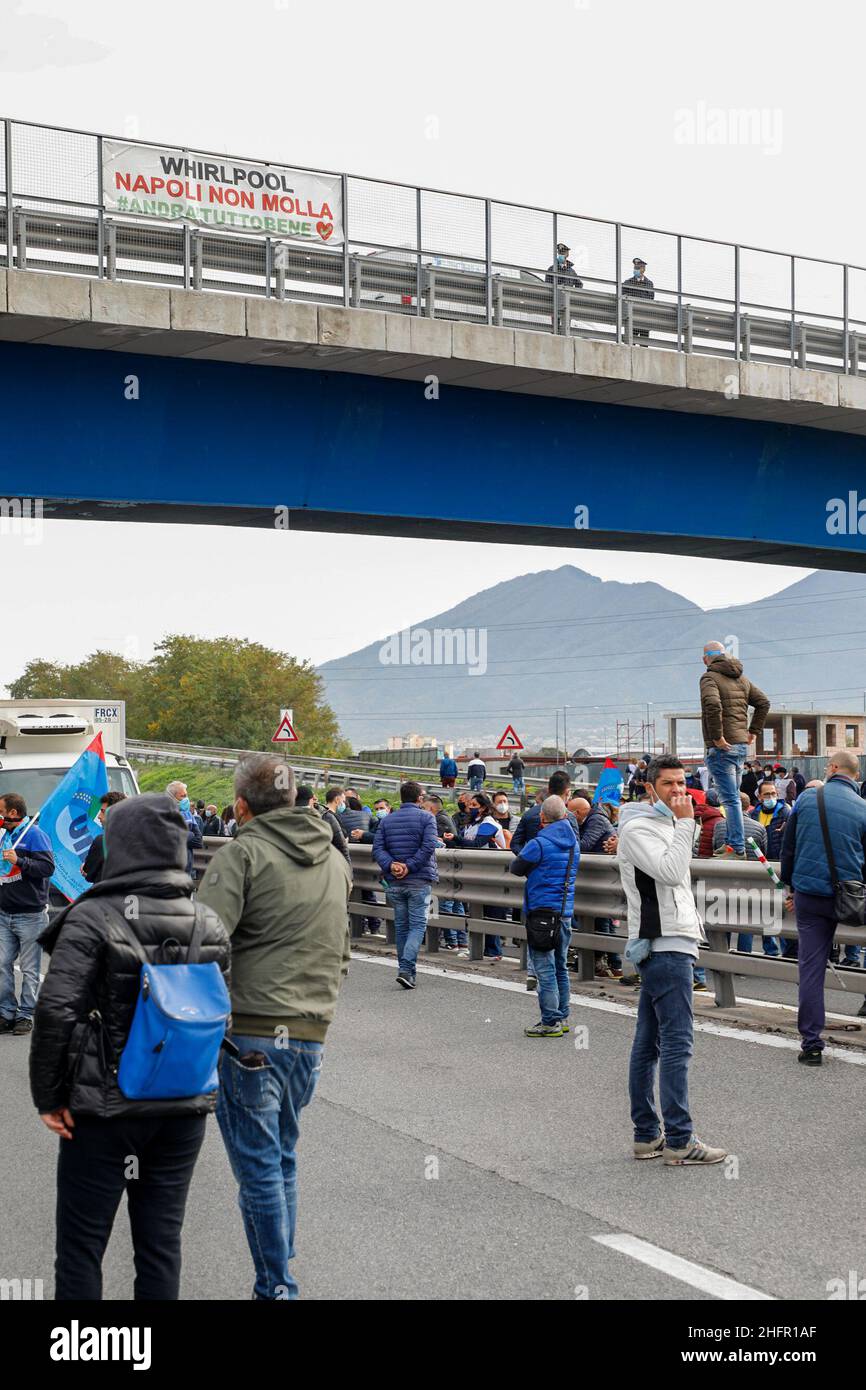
[2,115,866,571]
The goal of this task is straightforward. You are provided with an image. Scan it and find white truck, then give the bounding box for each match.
[0,700,139,812]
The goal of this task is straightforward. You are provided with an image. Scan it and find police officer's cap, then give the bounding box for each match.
[633,256,647,267]
[556,242,569,253]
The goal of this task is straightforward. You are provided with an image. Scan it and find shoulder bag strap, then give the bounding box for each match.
[100,899,205,964]
[816,785,839,889]
[560,844,575,918]
[187,901,208,963]
[99,904,148,964]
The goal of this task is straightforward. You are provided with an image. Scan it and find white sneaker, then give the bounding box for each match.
[633,1135,665,1160]
[663,1135,727,1166]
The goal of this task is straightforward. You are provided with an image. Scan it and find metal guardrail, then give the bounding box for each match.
[127,738,552,792]
[3,114,866,376]
[192,837,866,1013]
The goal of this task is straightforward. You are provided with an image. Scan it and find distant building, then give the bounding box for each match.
[665,708,865,760]
[387,733,439,751]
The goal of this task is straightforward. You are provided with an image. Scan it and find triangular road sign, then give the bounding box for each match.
[496,724,524,751]
[271,713,298,743]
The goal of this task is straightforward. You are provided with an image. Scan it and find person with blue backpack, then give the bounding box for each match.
[29,793,231,1301]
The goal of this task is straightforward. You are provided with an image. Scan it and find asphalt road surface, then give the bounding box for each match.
[1,953,863,1301]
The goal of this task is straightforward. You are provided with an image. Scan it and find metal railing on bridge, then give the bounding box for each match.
[3,114,866,375]
[192,837,866,1014]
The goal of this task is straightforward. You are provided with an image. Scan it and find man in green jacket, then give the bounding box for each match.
[197,752,351,1301]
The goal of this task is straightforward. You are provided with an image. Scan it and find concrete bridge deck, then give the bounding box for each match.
[2,267,865,434]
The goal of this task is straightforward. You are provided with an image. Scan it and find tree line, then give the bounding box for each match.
[8,635,352,757]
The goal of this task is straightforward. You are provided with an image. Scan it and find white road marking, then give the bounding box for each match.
[351,951,866,1065]
[592,1233,775,1301]
[737,992,855,1023]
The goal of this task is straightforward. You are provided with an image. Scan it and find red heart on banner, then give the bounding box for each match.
[317,222,334,241]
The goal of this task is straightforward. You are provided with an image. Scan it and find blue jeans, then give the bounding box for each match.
[629,951,694,1150]
[512,778,525,795]
[216,1034,324,1299]
[736,933,780,956]
[705,743,749,853]
[593,917,622,970]
[529,918,571,1025]
[386,882,432,978]
[483,905,506,957]
[469,776,484,792]
[440,899,467,947]
[0,908,47,1021]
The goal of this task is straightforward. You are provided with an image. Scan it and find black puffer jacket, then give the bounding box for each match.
[30,794,231,1120]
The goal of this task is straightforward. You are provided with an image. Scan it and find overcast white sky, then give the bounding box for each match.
[2,0,860,691]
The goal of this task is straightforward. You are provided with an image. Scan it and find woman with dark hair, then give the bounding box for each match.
[455,792,508,961]
[221,804,237,838]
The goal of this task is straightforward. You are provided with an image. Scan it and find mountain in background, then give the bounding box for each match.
[319,565,866,751]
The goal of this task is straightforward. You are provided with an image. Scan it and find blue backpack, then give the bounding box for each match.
[103,904,231,1101]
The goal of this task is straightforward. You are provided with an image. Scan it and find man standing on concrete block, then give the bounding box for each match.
[700,642,770,860]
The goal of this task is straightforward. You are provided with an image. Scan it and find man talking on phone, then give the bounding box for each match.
[700,641,770,860]
[617,756,727,1166]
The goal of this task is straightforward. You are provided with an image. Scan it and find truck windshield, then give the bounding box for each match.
[0,766,137,812]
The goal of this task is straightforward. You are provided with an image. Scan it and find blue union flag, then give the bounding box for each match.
[38,732,109,901]
[592,757,624,807]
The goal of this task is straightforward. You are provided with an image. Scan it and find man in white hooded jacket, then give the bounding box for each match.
[617,755,727,1167]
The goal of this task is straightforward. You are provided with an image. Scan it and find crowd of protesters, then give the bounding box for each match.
[4,631,866,1297]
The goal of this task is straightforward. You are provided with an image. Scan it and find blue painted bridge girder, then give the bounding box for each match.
[2,340,866,571]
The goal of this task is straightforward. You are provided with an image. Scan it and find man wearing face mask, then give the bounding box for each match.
[700,642,770,860]
[545,242,584,290]
[166,780,203,878]
[617,756,726,1166]
[492,793,514,847]
[621,256,655,341]
[321,786,351,867]
[752,779,795,959]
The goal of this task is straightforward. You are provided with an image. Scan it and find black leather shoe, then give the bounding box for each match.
[797,1048,822,1066]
